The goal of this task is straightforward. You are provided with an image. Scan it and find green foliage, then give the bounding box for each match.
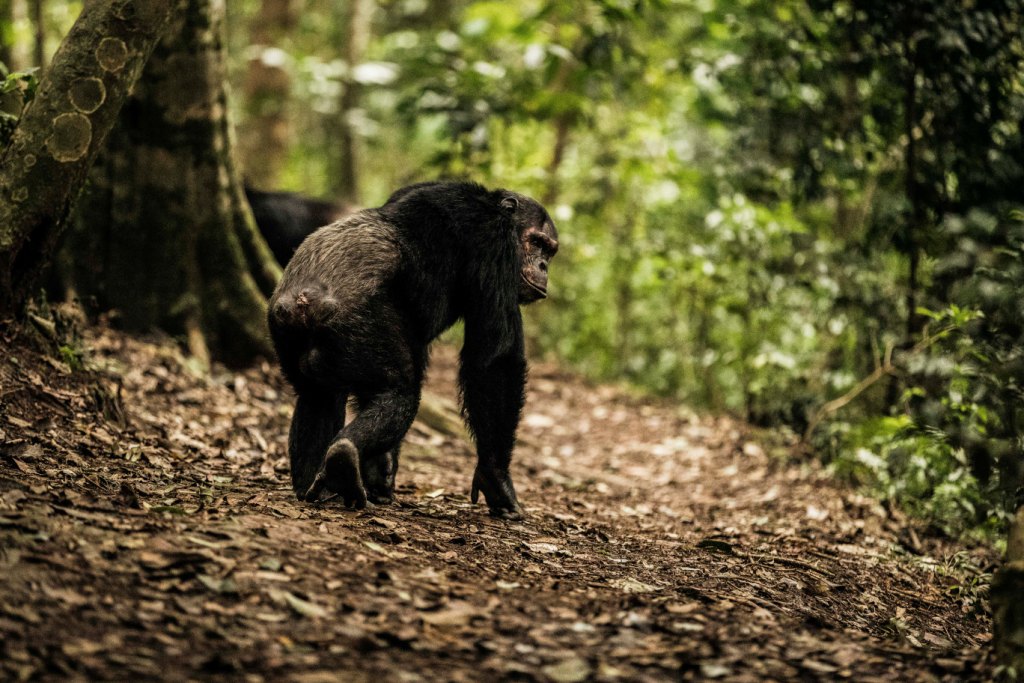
[824,212,1024,534]
[0,65,38,149]
[827,414,998,537]
[905,211,1024,515]
[224,0,1024,535]
[58,344,84,372]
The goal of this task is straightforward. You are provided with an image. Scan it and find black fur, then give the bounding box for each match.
[245,185,345,266]
[268,181,558,518]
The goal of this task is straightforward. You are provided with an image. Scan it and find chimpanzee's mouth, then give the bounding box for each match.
[522,275,547,298]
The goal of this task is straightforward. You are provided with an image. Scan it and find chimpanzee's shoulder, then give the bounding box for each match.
[381,180,499,208]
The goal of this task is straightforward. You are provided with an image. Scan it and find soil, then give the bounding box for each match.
[0,323,996,681]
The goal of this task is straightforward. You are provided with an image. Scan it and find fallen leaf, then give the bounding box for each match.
[542,657,591,683]
[41,585,88,606]
[801,659,839,674]
[62,639,104,657]
[525,542,560,554]
[611,577,659,594]
[700,662,732,678]
[256,612,287,623]
[420,600,477,627]
[269,589,328,619]
[923,632,954,648]
[259,557,283,571]
[198,574,238,594]
[369,517,397,530]
[363,541,388,554]
[186,535,225,549]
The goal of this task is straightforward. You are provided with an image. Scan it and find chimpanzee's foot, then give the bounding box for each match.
[361,468,394,505]
[303,439,367,509]
[361,448,398,505]
[470,467,523,520]
[489,505,523,521]
[366,488,394,505]
[363,473,394,505]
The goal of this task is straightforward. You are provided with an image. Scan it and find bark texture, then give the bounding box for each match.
[994,507,1024,670]
[0,0,174,317]
[68,0,280,365]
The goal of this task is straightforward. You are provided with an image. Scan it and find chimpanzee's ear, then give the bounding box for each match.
[500,196,519,212]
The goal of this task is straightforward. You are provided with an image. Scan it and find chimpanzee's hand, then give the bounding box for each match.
[303,439,367,509]
[470,467,523,520]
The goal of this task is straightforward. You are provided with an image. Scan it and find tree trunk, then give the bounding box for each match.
[543,115,572,207]
[541,47,579,207]
[332,0,373,205]
[29,0,43,71]
[239,0,296,189]
[610,212,635,369]
[0,0,18,118]
[993,506,1024,669]
[0,0,174,318]
[902,28,923,341]
[0,0,13,72]
[6,0,31,72]
[68,0,281,366]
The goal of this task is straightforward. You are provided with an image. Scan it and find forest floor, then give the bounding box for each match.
[0,321,997,681]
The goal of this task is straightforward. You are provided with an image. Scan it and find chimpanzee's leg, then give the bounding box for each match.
[356,387,398,504]
[303,384,420,507]
[353,343,425,504]
[288,390,347,497]
[299,298,425,507]
[461,346,527,519]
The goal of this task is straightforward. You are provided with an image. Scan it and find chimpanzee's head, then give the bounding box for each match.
[499,192,559,305]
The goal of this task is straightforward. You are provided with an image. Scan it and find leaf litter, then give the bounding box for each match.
[0,323,996,680]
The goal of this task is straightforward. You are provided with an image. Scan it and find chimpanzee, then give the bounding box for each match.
[244,185,348,265]
[268,181,559,519]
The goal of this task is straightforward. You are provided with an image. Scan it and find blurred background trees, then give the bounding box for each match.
[3,0,1023,539]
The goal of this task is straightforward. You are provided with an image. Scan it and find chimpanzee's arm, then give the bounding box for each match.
[459,300,527,519]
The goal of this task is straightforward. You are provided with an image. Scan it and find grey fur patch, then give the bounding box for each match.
[273,210,401,323]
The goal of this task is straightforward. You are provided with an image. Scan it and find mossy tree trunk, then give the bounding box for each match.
[0,0,174,318]
[994,506,1024,670]
[69,0,281,366]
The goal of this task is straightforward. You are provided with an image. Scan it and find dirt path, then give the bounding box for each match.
[0,327,994,681]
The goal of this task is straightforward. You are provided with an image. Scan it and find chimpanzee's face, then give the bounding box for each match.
[500,193,559,305]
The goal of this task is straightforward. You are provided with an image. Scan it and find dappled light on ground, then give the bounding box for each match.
[0,327,993,680]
